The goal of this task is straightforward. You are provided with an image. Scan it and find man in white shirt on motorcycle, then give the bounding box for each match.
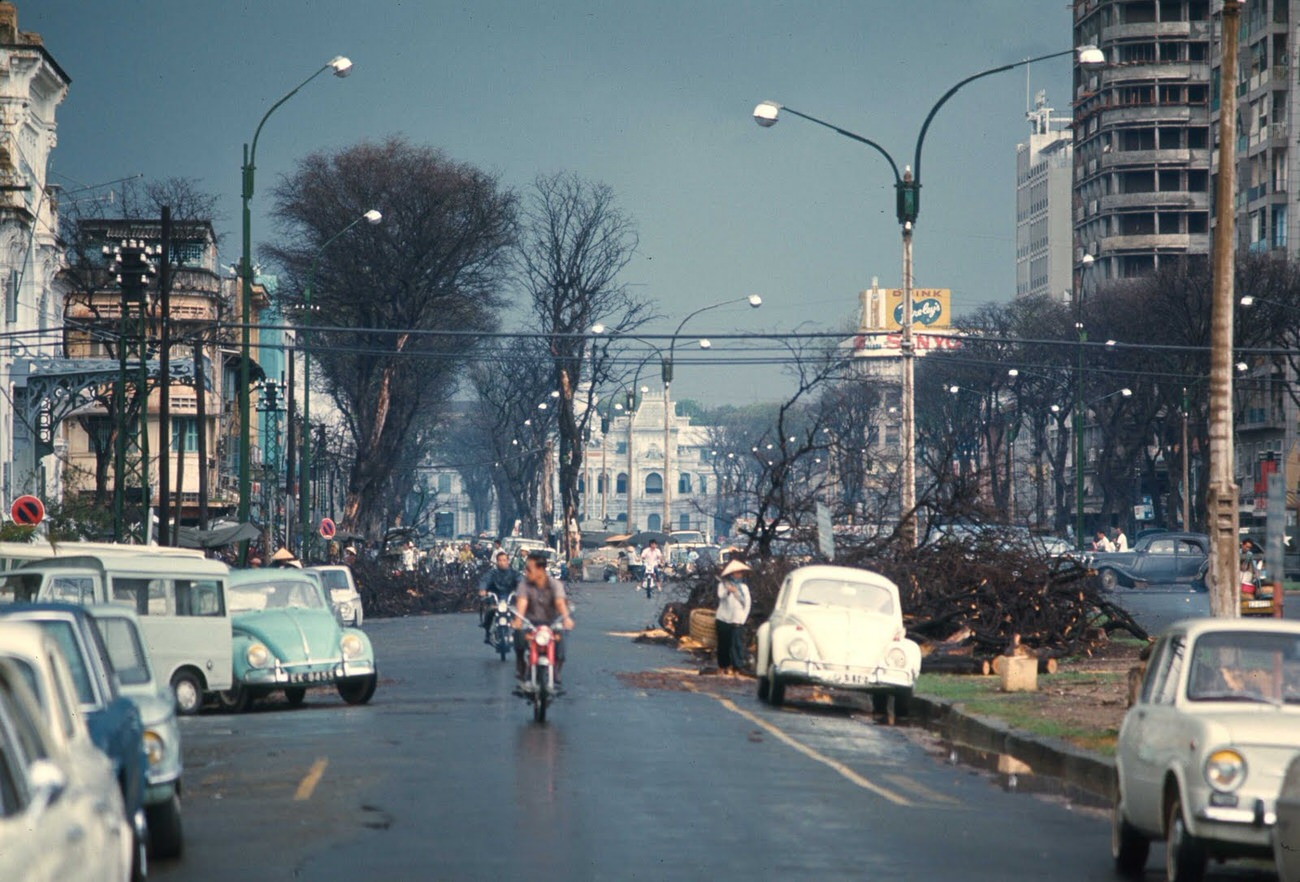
[639,540,665,592]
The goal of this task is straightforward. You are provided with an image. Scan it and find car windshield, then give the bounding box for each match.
[795,578,895,615]
[94,617,152,687]
[228,580,325,613]
[29,620,95,706]
[317,570,349,590]
[0,573,39,604]
[1186,630,1300,705]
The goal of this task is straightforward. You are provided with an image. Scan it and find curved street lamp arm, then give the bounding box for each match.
[244,63,333,199]
[913,47,1076,182]
[778,106,902,184]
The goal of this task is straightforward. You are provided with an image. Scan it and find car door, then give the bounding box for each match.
[1137,537,1177,583]
[1175,538,1208,582]
[1123,633,1187,833]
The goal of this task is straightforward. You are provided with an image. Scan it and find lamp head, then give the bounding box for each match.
[591,323,606,335]
[1081,253,1095,266]
[363,209,382,224]
[753,101,781,127]
[1240,295,1256,307]
[1120,388,1133,397]
[698,339,712,349]
[948,385,959,394]
[1007,368,1019,378]
[329,56,353,77]
[1077,44,1106,70]
[747,293,763,307]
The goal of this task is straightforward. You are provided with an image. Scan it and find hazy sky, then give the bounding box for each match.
[29,0,1072,404]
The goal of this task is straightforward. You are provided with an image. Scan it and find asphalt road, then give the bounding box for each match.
[150,581,1254,882]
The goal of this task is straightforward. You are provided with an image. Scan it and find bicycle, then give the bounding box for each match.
[640,569,660,598]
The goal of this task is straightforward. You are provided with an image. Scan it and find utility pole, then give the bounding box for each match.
[1206,0,1242,618]
[193,338,210,531]
[108,239,157,543]
[1182,386,1191,531]
[157,207,172,545]
[257,379,284,554]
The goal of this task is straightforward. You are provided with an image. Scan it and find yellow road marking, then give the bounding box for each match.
[883,772,960,806]
[684,683,912,807]
[294,757,329,801]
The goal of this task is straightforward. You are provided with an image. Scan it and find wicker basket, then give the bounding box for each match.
[689,607,717,648]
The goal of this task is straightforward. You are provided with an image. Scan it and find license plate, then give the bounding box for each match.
[288,670,331,684]
[840,672,871,685]
[1246,600,1272,609]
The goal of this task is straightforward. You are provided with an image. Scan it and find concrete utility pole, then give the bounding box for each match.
[1206,0,1242,619]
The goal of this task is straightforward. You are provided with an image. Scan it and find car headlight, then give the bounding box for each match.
[338,602,354,617]
[886,647,908,669]
[246,643,271,668]
[143,731,165,768]
[1205,749,1247,792]
[788,638,809,660]
[340,633,364,660]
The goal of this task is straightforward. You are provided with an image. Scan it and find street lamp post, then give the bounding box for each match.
[299,208,381,560]
[755,45,1103,547]
[661,294,762,533]
[239,55,351,563]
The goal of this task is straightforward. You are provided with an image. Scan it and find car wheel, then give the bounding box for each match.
[871,692,889,716]
[1111,794,1148,878]
[768,673,785,707]
[893,687,913,719]
[756,674,771,703]
[146,792,184,859]
[217,683,253,714]
[337,673,377,705]
[1099,568,1120,591]
[170,670,204,716]
[284,687,307,708]
[1165,795,1206,882]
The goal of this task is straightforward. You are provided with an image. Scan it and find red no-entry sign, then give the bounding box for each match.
[11,495,44,526]
[319,517,336,539]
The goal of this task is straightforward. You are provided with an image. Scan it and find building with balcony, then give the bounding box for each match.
[0,3,69,502]
[1016,92,1075,300]
[1072,0,1213,284]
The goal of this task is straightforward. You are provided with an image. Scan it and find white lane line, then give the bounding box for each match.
[294,757,329,801]
[685,684,912,807]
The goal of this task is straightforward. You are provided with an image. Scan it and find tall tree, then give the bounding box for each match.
[265,137,515,537]
[514,172,648,557]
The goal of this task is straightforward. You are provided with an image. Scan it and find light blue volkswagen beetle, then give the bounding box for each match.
[218,569,376,712]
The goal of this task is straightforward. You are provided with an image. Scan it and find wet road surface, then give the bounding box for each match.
[151,581,1271,881]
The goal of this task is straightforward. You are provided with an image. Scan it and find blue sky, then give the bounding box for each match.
[29,0,1072,404]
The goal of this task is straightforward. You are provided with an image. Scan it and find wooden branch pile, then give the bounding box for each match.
[355,560,484,617]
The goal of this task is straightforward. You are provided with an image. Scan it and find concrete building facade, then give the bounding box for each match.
[1015,93,1075,300]
[1072,0,1213,284]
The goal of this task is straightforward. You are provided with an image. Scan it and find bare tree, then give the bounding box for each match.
[514,172,649,558]
[265,137,516,538]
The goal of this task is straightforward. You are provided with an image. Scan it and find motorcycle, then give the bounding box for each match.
[486,593,515,661]
[640,569,660,599]
[515,618,563,722]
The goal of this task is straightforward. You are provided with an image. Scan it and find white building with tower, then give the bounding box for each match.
[0,3,69,505]
[1015,92,1073,300]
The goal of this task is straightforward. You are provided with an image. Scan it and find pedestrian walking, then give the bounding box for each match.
[715,560,752,676]
[1111,526,1129,552]
[1092,530,1114,553]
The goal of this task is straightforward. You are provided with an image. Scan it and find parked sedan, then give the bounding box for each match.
[306,565,364,627]
[754,565,920,721]
[1087,531,1209,589]
[1112,618,1300,881]
[220,569,377,712]
[0,603,148,877]
[89,607,184,859]
[0,626,133,882]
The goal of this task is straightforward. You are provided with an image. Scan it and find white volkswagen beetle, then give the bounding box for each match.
[1112,617,1300,882]
[754,565,920,719]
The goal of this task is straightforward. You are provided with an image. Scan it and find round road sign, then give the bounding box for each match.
[11,495,44,526]
[319,517,336,540]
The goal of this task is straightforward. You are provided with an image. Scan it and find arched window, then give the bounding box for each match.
[597,473,607,494]
[644,473,663,495]
[577,476,586,494]
[647,513,661,531]
[616,473,628,494]
[678,473,692,494]
[679,514,690,531]
[616,512,627,524]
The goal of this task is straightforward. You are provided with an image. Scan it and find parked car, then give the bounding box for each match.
[306,565,364,627]
[1112,617,1300,881]
[0,603,148,878]
[754,564,920,720]
[89,607,184,859]
[1275,752,1300,881]
[0,625,133,882]
[1086,531,1209,589]
[0,554,234,715]
[221,569,377,712]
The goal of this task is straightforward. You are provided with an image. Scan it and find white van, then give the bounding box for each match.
[0,554,232,715]
[0,540,208,572]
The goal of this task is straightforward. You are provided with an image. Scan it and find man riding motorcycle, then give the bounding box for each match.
[478,551,519,644]
[513,551,575,683]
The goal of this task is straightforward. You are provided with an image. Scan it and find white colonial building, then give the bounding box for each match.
[0,3,69,503]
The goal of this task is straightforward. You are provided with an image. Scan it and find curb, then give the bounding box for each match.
[910,694,1116,803]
